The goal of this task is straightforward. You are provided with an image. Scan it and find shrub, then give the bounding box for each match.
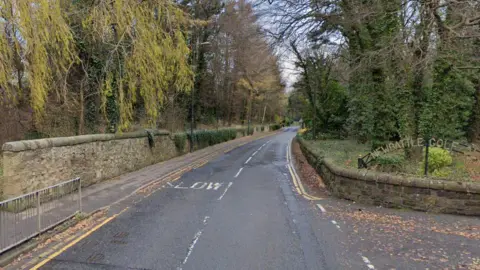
[261,126,265,132]
[432,167,452,178]
[237,127,247,136]
[419,147,453,174]
[186,128,238,150]
[173,133,187,152]
[270,124,281,131]
[375,155,404,166]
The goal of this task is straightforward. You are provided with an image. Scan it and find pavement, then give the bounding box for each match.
[5,129,480,269]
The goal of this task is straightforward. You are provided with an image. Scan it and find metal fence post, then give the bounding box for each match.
[78,178,82,213]
[36,191,41,233]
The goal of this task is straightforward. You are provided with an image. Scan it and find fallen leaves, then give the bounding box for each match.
[292,140,329,195]
[7,210,107,268]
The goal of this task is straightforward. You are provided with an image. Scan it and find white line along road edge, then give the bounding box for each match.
[316,204,327,213]
[360,255,376,269]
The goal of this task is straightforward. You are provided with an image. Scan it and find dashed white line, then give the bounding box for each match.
[234,167,244,178]
[361,255,376,269]
[203,216,210,225]
[331,220,341,230]
[182,230,202,265]
[217,182,233,200]
[180,216,210,268]
[316,204,327,213]
[252,151,258,156]
[245,157,252,164]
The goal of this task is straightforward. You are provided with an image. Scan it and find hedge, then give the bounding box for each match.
[270,124,281,131]
[174,128,239,152]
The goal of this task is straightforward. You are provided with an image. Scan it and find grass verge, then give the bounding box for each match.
[300,136,478,182]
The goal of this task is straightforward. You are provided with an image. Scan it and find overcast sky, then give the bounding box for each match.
[254,1,300,93]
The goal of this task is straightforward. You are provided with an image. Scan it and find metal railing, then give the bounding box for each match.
[0,177,81,254]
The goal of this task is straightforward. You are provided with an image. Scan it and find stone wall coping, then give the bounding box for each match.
[2,129,170,152]
[299,137,480,194]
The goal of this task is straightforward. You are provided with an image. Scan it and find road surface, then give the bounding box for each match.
[34,129,480,269]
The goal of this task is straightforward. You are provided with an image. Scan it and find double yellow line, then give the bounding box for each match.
[31,206,130,270]
[286,139,323,201]
[29,134,276,269]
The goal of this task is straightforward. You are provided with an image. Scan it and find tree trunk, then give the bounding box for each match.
[78,84,85,135]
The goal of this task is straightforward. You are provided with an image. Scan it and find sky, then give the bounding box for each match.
[253,0,300,93]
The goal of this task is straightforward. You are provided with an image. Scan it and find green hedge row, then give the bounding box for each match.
[173,125,273,153]
[174,128,239,152]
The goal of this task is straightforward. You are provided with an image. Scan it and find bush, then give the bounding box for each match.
[261,126,265,132]
[375,155,404,166]
[237,127,247,136]
[419,147,453,174]
[186,128,238,150]
[270,124,281,131]
[173,133,187,152]
[432,167,452,178]
[373,154,405,172]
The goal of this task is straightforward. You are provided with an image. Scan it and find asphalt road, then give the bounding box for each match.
[36,130,480,270]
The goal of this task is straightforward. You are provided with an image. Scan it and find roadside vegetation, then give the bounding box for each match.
[299,133,480,182]
[264,0,480,183]
[0,1,287,147]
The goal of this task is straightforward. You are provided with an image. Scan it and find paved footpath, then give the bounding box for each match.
[6,130,480,269]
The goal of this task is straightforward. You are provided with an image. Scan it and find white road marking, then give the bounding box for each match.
[245,157,252,164]
[182,230,202,265]
[361,255,376,269]
[166,182,174,187]
[190,182,208,189]
[180,216,210,267]
[252,151,258,156]
[331,220,341,230]
[174,182,189,189]
[206,182,223,190]
[217,182,233,200]
[234,167,244,178]
[316,204,327,213]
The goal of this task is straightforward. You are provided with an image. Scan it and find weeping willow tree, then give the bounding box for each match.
[81,0,193,131]
[0,0,76,119]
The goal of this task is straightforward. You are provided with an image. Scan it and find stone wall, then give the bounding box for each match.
[1,127,271,199]
[298,138,480,216]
